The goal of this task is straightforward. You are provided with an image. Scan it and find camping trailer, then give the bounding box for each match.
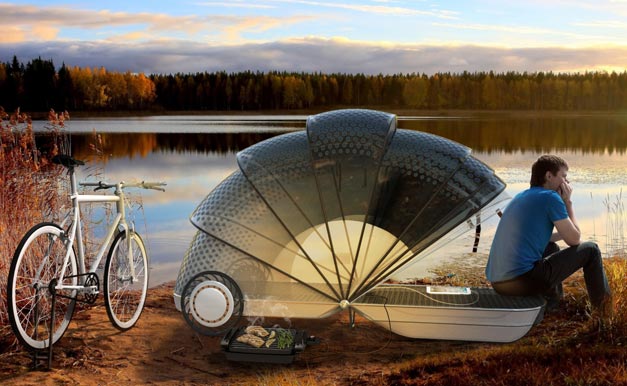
[173,109,545,343]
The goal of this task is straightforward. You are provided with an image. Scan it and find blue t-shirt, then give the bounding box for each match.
[485,187,569,282]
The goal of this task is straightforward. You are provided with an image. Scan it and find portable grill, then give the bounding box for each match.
[220,327,319,364]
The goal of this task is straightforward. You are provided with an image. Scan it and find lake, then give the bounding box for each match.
[33,112,627,287]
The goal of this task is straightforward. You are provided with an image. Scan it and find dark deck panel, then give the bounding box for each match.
[355,285,545,309]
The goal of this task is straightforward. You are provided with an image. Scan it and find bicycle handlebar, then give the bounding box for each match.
[129,181,167,192]
[79,181,167,192]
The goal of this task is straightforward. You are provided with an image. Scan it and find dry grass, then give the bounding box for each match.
[604,191,627,258]
[0,107,70,349]
[592,191,627,343]
[256,369,326,386]
[593,257,627,343]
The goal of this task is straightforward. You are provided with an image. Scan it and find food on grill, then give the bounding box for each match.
[236,333,265,348]
[245,326,270,337]
[268,330,276,340]
[222,327,316,364]
[276,329,293,349]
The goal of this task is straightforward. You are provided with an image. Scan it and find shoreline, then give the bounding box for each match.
[26,108,627,120]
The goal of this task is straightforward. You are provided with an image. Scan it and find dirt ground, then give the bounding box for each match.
[0,282,486,386]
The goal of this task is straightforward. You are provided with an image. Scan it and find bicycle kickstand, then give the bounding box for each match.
[31,279,57,371]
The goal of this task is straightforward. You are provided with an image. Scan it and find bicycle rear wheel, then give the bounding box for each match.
[7,223,78,351]
[104,231,149,330]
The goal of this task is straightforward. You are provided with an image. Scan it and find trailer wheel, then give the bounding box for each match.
[180,271,244,336]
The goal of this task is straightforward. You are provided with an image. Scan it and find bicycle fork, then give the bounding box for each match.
[116,184,137,285]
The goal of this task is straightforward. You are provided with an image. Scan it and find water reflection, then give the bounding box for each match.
[45,114,627,160]
[41,115,305,133]
[401,114,627,154]
[32,114,627,286]
[70,132,283,160]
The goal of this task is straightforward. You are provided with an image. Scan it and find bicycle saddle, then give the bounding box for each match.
[52,154,85,168]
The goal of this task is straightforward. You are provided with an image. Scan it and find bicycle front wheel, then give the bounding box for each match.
[7,223,78,351]
[104,231,149,330]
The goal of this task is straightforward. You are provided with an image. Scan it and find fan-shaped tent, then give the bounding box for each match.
[174,109,545,342]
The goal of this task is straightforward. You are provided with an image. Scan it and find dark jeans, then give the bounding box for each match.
[492,241,611,309]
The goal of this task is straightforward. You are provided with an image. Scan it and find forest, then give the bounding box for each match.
[2,56,627,112]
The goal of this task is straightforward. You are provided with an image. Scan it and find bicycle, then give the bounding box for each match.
[7,154,166,351]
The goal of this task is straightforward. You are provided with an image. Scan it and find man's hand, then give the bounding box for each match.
[559,181,573,203]
[555,179,580,246]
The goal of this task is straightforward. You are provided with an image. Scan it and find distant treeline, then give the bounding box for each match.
[2,56,627,112]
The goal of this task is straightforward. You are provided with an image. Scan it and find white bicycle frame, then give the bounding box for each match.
[55,166,159,293]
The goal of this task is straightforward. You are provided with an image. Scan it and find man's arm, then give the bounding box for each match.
[554,217,581,246]
[553,182,581,246]
[550,231,562,242]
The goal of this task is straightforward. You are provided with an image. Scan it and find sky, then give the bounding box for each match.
[2,1,627,75]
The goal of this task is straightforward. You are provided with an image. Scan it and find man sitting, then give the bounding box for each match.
[485,155,611,315]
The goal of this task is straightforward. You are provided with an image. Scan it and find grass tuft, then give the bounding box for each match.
[256,368,326,386]
[603,191,627,258]
[584,257,627,344]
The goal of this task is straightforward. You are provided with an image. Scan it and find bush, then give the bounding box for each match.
[0,107,70,347]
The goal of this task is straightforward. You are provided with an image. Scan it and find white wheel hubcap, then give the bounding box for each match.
[189,281,234,327]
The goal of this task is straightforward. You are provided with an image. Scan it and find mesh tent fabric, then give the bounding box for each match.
[174,109,506,306]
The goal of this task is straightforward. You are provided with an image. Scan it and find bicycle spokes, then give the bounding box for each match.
[105,232,148,330]
[8,224,78,351]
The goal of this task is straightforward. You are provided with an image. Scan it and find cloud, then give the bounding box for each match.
[0,4,153,31]
[573,20,627,29]
[220,15,314,43]
[262,0,458,18]
[195,1,277,9]
[2,26,26,43]
[431,22,612,44]
[2,37,627,75]
[31,24,60,40]
[0,3,313,43]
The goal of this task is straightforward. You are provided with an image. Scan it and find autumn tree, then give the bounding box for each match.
[402,75,428,108]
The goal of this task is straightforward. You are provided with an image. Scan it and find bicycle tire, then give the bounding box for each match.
[104,231,149,331]
[7,222,78,351]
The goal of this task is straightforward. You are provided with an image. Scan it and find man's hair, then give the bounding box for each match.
[530,155,568,187]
